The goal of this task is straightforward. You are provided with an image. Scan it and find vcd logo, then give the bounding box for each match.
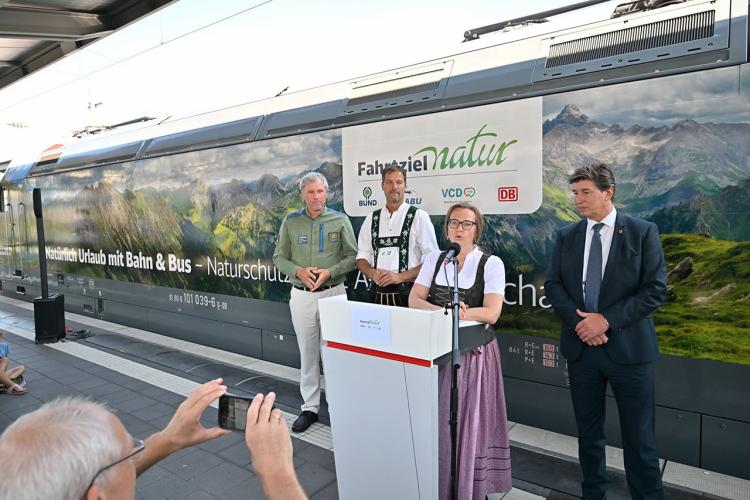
[498,186,518,202]
[441,187,476,198]
[359,186,377,207]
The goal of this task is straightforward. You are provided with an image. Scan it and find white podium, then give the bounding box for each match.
[319,294,488,500]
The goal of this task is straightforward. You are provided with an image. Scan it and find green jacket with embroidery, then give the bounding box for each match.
[273,207,357,287]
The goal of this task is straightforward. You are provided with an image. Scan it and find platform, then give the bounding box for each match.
[1,295,747,500]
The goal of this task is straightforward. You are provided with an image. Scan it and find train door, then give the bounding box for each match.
[0,188,35,295]
[1,188,21,279]
[17,196,33,280]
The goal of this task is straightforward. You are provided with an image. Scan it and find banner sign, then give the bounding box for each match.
[342,98,543,215]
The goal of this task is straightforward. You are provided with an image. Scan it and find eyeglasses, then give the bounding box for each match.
[85,437,145,492]
[447,219,477,230]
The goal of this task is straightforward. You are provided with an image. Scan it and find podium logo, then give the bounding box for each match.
[498,186,518,202]
[441,187,476,198]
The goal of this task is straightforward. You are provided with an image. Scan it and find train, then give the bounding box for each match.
[2,0,749,478]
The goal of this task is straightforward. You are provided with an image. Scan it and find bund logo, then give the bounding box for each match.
[498,186,518,202]
[441,187,476,198]
[359,186,377,207]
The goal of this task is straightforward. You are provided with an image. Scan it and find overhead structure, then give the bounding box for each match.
[0,0,175,90]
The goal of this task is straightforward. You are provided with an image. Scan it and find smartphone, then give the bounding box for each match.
[218,393,253,431]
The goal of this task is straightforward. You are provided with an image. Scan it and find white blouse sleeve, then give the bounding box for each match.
[414,209,439,262]
[482,255,506,296]
[415,251,440,288]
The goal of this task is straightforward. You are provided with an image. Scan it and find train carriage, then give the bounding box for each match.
[2,0,749,478]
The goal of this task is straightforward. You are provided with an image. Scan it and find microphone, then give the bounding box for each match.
[443,242,461,264]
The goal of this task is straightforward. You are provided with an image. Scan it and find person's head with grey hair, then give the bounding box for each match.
[568,162,616,222]
[298,171,329,217]
[298,171,329,193]
[0,397,138,500]
[0,380,309,500]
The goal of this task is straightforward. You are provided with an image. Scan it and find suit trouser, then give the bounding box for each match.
[289,283,346,413]
[568,346,663,500]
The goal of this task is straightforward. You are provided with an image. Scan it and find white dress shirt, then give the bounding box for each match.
[582,207,617,298]
[356,202,439,272]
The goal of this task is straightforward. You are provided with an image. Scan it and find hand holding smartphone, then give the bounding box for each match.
[218,393,254,431]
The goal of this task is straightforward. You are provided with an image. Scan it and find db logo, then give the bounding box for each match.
[498,186,518,202]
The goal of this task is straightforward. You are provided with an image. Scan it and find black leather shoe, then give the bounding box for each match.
[292,411,318,433]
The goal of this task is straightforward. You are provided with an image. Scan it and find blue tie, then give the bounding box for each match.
[585,223,604,312]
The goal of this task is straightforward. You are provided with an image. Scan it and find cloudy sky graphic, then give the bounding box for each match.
[34,129,341,202]
[543,65,750,127]
[136,129,341,192]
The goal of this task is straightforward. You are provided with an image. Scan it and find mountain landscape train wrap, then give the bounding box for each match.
[3,0,750,479]
[2,65,748,366]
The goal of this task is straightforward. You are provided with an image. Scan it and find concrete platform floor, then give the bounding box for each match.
[1,296,747,500]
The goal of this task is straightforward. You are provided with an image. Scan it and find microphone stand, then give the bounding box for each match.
[448,254,460,500]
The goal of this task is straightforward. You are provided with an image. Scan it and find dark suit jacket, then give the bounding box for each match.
[545,212,668,364]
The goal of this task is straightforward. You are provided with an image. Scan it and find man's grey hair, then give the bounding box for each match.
[299,171,328,192]
[0,397,126,500]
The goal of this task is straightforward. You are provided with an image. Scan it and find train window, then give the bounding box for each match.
[48,141,144,174]
[144,116,262,157]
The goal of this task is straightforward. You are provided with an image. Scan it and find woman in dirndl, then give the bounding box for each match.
[409,202,511,500]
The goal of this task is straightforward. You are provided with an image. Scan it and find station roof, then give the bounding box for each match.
[0,0,174,91]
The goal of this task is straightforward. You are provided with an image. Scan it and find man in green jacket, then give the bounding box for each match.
[273,171,357,432]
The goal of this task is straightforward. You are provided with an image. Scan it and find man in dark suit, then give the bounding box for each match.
[545,163,667,500]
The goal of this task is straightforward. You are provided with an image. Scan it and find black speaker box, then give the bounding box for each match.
[33,293,66,343]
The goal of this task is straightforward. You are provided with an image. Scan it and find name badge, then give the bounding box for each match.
[376,247,399,271]
[298,235,308,244]
[328,231,339,242]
